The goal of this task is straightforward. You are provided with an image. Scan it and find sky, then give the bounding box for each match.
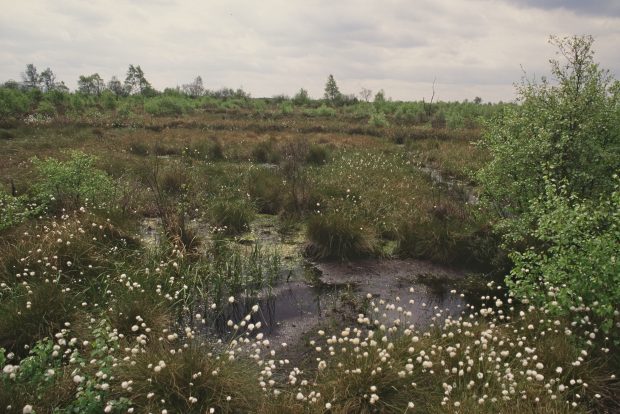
[1,0,619,102]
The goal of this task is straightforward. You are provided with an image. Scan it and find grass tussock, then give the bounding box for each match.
[306,212,377,260]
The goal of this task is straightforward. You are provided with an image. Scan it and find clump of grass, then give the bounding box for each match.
[127,141,149,156]
[190,137,225,161]
[158,165,189,196]
[305,144,330,165]
[306,212,377,260]
[247,168,284,214]
[114,341,263,413]
[251,139,281,164]
[209,198,255,235]
[0,129,15,140]
[0,283,74,356]
[108,289,171,339]
[152,142,181,156]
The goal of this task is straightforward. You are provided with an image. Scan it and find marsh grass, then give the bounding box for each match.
[306,212,377,260]
[208,198,255,235]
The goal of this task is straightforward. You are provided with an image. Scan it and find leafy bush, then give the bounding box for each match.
[478,35,619,238]
[0,87,31,118]
[304,104,336,117]
[36,100,56,117]
[144,96,194,116]
[0,192,42,231]
[508,180,620,330]
[478,36,620,325]
[31,151,115,210]
[279,100,294,115]
[368,111,389,127]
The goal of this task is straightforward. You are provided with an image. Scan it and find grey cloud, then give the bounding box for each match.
[0,0,619,101]
[503,0,620,16]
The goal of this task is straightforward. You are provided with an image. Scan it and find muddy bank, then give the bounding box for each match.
[313,259,469,328]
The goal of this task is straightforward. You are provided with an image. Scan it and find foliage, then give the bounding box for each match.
[304,104,336,117]
[368,110,389,128]
[31,151,115,210]
[478,35,619,234]
[124,64,153,95]
[0,192,42,231]
[478,35,620,323]
[508,179,620,330]
[77,73,105,95]
[144,95,195,116]
[0,87,32,118]
[292,88,311,106]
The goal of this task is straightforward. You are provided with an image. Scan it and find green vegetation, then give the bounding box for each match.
[0,35,618,413]
[478,35,620,328]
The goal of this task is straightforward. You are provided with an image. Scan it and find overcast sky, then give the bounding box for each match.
[1,0,619,102]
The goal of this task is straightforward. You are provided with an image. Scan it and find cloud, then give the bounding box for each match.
[1,0,619,101]
[503,0,620,17]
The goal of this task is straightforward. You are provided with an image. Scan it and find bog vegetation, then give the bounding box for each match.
[0,36,618,413]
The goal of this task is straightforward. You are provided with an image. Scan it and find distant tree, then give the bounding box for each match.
[3,80,20,90]
[77,73,105,95]
[21,64,41,90]
[181,76,204,98]
[124,64,152,95]
[39,68,57,92]
[292,88,310,106]
[107,76,124,97]
[359,87,372,102]
[55,81,70,93]
[323,74,342,104]
[373,89,386,103]
[473,96,482,104]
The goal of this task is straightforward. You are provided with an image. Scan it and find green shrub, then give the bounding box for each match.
[0,87,31,118]
[478,36,620,325]
[508,180,620,330]
[0,192,42,231]
[117,101,134,118]
[36,100,56,117]
[31,151,115,210]
[304,104,336,117]
[144,96,194,116]
[99,90,118,111]
[306,212,376,260]
[368,111,389,127]
[279,101,294,115]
